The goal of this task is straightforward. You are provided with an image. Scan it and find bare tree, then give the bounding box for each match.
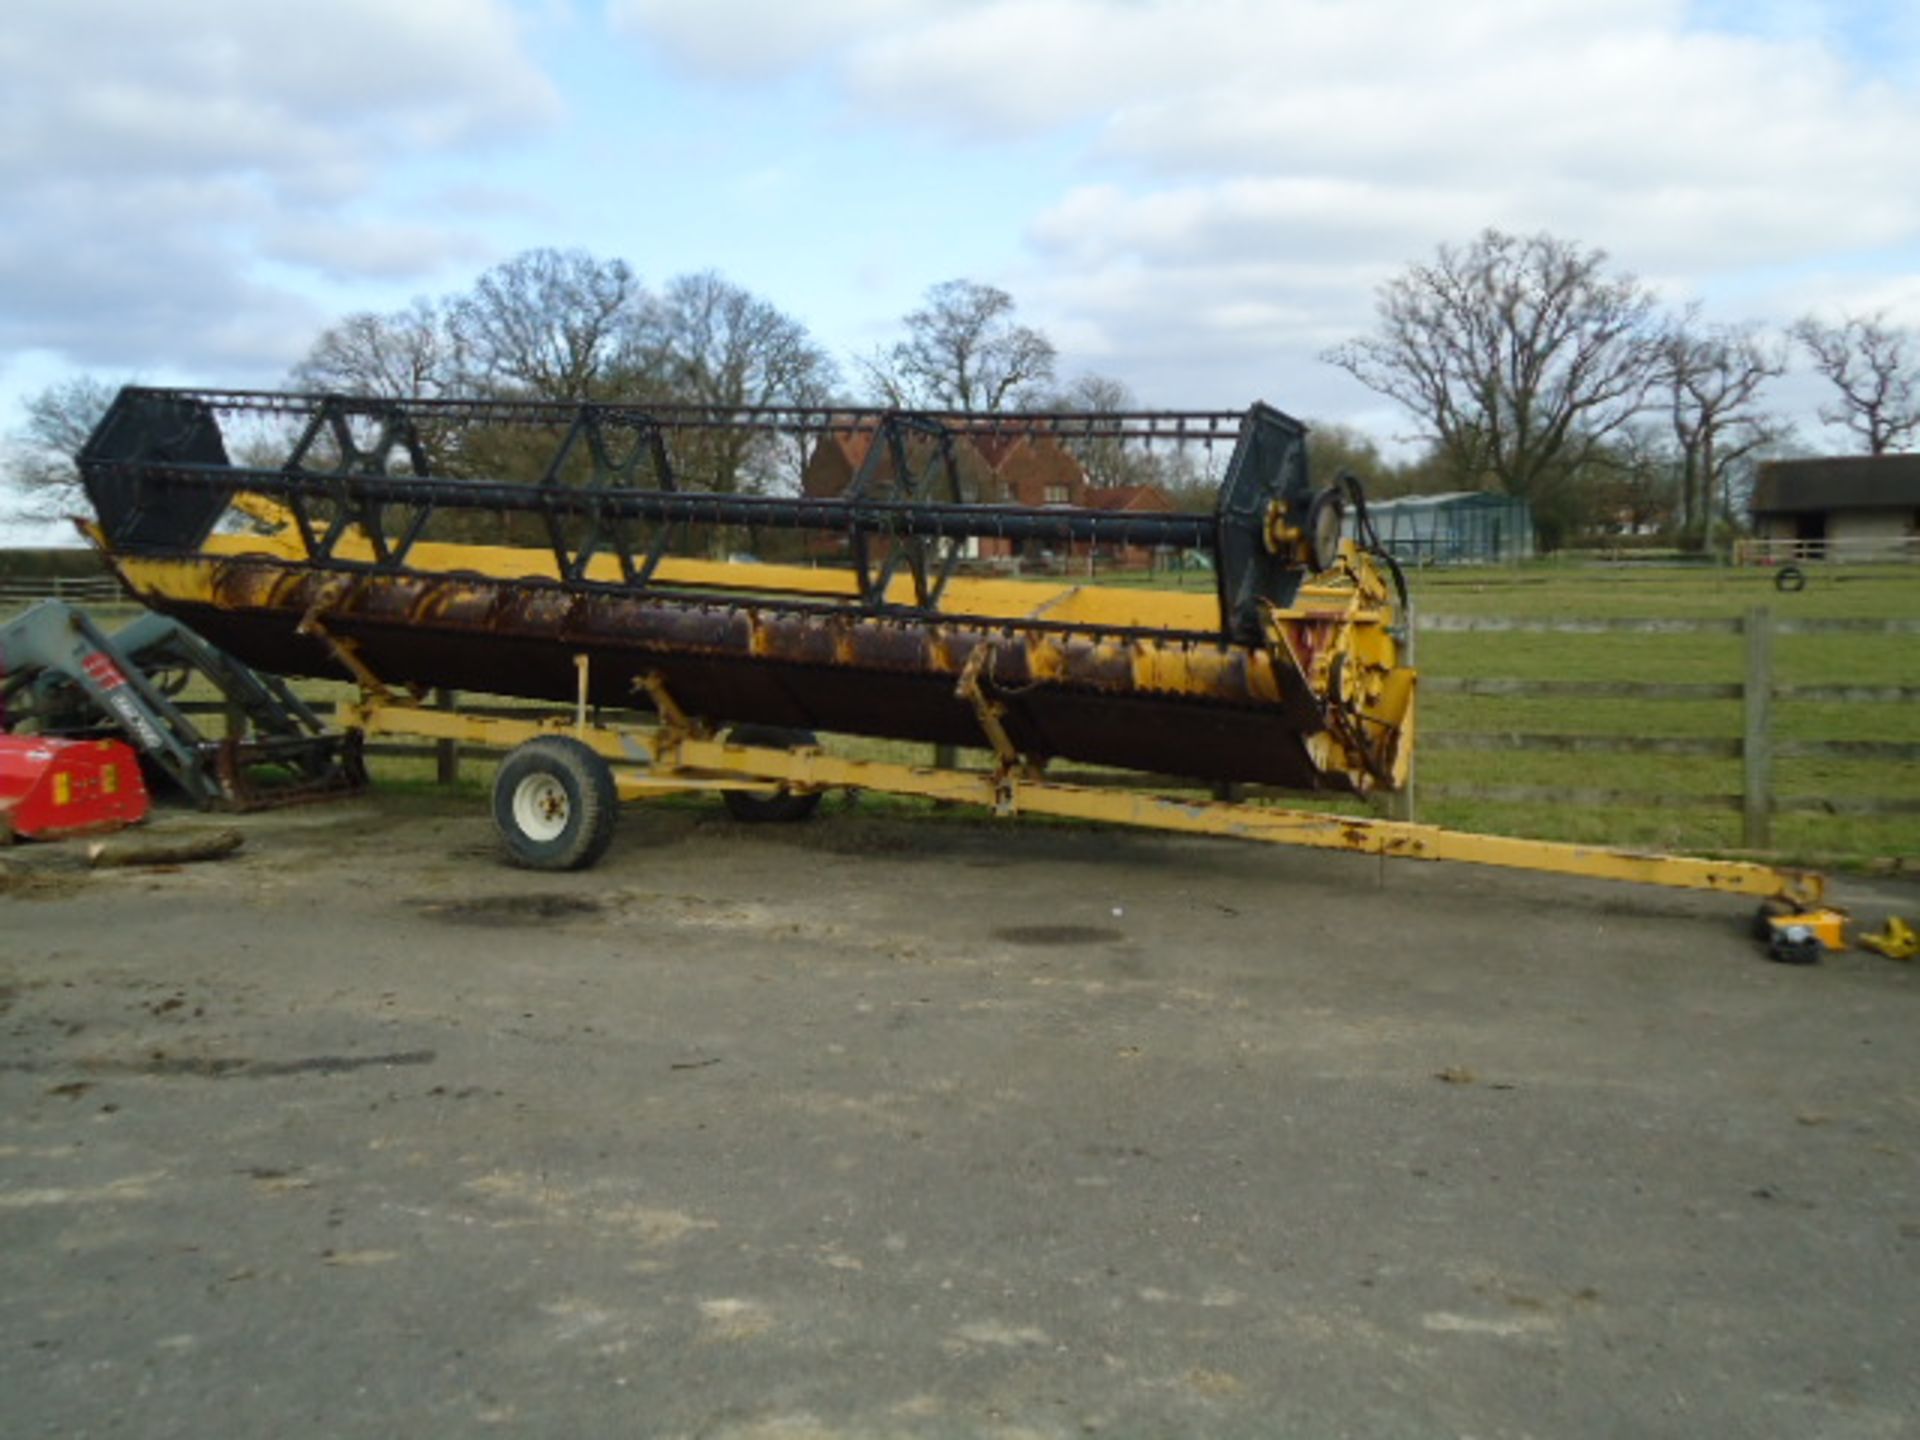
[291,298,461,400]
[284,299,476,479]
[1791,311,1920,454]
[1304,420,1422,498]
[651,272,838,411]
[646,271,840,494]
[866,279,1056,412]
[1662,317,1786,545]
[1049,373,1156,490]
[1151,444,1229,514]
[450,248,651,402]
[1585,423,1679,536]
[4,375,121,520]
[1052,371,1134,418]
[1325,230,1664,513]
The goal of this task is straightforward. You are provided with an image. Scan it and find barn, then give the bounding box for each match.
[1356,492,1535,565]
[1748,456,1920,561]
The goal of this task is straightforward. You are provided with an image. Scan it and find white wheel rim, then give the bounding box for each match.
[511,772,571,843]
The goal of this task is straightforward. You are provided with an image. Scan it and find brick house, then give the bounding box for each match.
[1082,484,1177,567]
[801,424,1173,567]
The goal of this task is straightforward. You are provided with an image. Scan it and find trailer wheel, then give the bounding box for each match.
[722,724,824,823]
[493,735,618,870]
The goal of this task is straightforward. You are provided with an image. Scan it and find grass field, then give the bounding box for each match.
[7,559,1917,868]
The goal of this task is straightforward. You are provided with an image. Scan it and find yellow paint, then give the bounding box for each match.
[187,525,1225,631]
[338,698,1825,907]
[227,492,299,533]
[52,772,71,805]
[1858,915,1916,960]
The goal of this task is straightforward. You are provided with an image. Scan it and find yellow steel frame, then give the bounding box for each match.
[338,689,1828,910]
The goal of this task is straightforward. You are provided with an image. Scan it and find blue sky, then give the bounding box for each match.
[3,0,1918,541]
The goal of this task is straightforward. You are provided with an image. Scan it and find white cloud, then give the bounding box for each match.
[681,0,1920,270]
[609,0,945,79]
[1772,269,1920,329]
[260,219,494,284]
[0,0,559,378]
[0,1,555,186]
[612,0,1920,421]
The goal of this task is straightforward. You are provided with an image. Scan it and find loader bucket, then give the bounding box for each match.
[0,736,149,840]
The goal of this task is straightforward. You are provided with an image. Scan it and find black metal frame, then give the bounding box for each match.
[79,388,1321,642]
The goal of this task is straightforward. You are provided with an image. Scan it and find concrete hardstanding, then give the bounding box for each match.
[3,797,1916,1437]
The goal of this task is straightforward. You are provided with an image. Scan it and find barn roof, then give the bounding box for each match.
[1751,455,1920,515]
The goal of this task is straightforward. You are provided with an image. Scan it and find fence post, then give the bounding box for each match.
[1742,606,1772,848]
[434,687,460,786]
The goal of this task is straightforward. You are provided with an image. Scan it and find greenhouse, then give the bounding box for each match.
[1354,491,1534,565]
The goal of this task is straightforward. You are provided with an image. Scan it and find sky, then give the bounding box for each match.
[3,0,1918,543]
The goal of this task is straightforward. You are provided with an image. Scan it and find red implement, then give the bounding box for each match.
[0,736,150,840]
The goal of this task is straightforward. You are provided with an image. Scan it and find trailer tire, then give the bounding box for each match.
[493,735,618,871]
[721,724,824,823]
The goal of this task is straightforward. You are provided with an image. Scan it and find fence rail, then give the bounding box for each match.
[1416,613,1920,635]
[1422,731,1920,762]
[1425,677,1744,701]
[1732,536,1920,566]
[0,576,123,606]
[1408,783,1920,817]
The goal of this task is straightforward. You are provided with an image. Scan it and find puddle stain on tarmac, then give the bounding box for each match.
[413,894,603,925]
[991,925,1124,946]
[0,1050,436,1079]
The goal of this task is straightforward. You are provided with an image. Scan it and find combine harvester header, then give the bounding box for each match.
[71,386,1839,952]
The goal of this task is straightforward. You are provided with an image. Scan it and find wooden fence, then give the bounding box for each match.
[1413,608,1920,846]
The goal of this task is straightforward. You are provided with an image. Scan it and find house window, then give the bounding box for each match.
[1043,483,1070,505]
